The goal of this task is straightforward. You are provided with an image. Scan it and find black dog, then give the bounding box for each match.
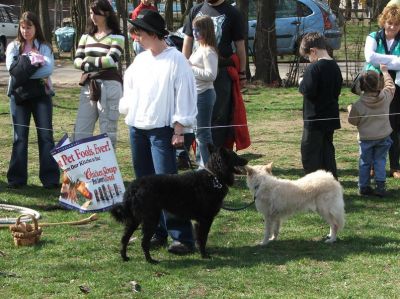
[111,145,248,263]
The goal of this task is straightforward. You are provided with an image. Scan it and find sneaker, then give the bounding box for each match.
[359,186,374,196]
[167,241,194,255]
[149,236,167,249]
[389,169,400,179]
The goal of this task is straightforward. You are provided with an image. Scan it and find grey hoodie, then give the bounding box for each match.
[348,72,395,141]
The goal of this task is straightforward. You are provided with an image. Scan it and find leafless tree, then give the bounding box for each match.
[253,0,281,85]
[39,0,52,44]
[70,0,88,56]
[20,0,39,16]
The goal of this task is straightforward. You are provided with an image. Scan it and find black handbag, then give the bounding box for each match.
[12,79,47,105]
[9,53,47,105]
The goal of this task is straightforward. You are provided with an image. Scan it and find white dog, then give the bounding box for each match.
[245,163,345,245]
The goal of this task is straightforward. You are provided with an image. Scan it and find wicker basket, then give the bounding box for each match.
[9,214,42,246]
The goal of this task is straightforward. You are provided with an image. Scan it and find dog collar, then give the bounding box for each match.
[202,167,223,189]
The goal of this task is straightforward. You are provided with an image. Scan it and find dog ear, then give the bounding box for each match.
[265,162,273,174]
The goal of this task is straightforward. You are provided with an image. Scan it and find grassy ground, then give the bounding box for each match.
[0,84,399,298]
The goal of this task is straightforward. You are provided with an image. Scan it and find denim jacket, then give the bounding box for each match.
[5,39,54,96]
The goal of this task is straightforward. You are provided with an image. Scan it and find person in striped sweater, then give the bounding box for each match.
[73,0,124,147]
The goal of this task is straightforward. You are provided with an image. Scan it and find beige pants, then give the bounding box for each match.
[73,80,122,147]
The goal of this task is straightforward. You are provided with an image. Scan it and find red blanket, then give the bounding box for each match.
[224,54,251,151]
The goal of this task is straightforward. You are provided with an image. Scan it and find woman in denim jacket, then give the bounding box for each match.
[5,11,59,189]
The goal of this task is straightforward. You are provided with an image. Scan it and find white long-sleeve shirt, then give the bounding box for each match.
[119,47,197,130]
[189,45,218,93]
[364,35,400,69]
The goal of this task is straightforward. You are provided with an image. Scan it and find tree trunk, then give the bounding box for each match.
[115,0,131,70]
[71,0,88,56]
[254,0,281,85]
[236,0,250,78]
[165,0,174,31]
[181,0,193,24]
[39,0,52,44]
[20,0,39,16]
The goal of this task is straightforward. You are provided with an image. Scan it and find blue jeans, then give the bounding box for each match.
[129,126,194,245]
[196,88,216,167]
[359,136,392,188]
[7,94,60,186]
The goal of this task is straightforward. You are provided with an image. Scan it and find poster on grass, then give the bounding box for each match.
[51,133,125,213]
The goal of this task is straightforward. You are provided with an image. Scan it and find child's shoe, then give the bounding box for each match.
[375,181,386,198]
[359,186,374,196]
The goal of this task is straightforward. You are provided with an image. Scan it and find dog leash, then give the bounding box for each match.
[180,145,256,212]
[221,183,258,212]
[221,196,255,211]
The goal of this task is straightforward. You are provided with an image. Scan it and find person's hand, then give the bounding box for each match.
[380,64,388,73]
[172,122,184,148]
[172,133,184,148]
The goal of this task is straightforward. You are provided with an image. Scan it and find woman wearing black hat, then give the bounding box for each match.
[120,10,198,254]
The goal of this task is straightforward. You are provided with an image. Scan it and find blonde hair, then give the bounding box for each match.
[192,15,217,51]
[378,5,400,28]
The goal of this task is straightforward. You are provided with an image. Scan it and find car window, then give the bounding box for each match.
[297,2,312,17]
[276,0,313,18]
[0,7,7,22]
[0,7,17,23]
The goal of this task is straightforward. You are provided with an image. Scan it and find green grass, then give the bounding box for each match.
[0,84,399,298]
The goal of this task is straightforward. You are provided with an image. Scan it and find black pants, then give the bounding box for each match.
[211,67,233,148]
[389,130,400,170]
[389,87,400,170]
[301,128,338,179]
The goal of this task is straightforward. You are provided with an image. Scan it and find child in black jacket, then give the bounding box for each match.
[299,32,343,179]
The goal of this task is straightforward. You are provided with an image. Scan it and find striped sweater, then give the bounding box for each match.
[74,33,124,72]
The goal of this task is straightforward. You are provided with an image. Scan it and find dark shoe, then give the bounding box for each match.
[149,236,167,249]
[359,186,374,196]
[43,183,61,189]
[7,183,25,189]
[375,181,386,198]
[168,241,194,255]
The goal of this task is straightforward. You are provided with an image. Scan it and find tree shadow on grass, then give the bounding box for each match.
[161,236,400,269]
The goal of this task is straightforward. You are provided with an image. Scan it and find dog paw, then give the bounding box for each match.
[122,256,130,262]
[324,237,337,243]
[259,240,270,246]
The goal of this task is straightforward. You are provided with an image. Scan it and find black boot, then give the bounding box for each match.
[375,181,386,198]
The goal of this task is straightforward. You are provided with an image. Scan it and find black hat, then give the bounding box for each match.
[128,9,169,37]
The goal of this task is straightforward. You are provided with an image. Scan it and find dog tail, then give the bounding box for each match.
[110,202,130,223]
[331,190,345,231]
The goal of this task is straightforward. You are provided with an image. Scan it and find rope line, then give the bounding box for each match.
[2,112,400,135]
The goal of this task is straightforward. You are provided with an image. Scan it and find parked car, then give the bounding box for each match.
[0,4,18,61]
[247,0,342,56]
[169,0,341,57]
